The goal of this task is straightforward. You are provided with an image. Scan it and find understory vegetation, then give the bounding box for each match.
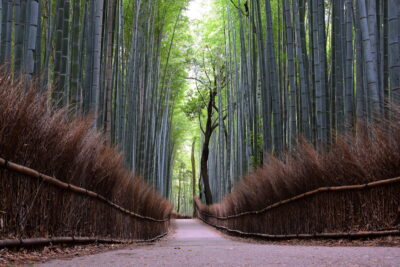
[0,0,399,240]
[201,113,400,217]
[0,75,171,240]
[0,0,192,200]
[193,0,400,205]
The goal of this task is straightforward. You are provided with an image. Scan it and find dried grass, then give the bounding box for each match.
[0,74,172,240]
[204,112,400,220]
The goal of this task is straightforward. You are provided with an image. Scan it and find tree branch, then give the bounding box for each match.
[202,51,213,87]
[198,111,205,135]
[195,82,208,108]
[211,123,219,132]
[211,114,228,132]
[186,77,212,90]
[229,0,246,16]
[229,0,240,12]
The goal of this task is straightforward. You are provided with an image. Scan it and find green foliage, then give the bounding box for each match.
[182,89,206,119]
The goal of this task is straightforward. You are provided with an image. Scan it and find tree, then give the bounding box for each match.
[191,0,399,203]
[186,56,227,205]
[0,0,191,198]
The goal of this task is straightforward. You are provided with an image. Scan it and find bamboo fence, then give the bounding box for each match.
[0,157,171,247]
[196,177,400,239]
[0,232,169,248]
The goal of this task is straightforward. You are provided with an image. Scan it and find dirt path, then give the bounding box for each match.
[37,219,400,267]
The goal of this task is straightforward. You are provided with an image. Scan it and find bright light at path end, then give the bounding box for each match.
[185,0,213,21]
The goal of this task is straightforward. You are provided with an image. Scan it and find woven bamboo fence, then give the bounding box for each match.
[195,177,400,238]
[0,158,170,246]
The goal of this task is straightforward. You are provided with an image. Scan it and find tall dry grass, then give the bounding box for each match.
[0,74,172,240]
[205,113,400,218]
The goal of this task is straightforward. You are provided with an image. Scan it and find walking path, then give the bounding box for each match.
[38,219,400,267]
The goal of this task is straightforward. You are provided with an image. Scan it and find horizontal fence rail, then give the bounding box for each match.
[0,157,169,222]
[196,177,400,239]
[197,177,400,219]
[0,231,169,248]
[0,157,170,246]
[197,216,400,239]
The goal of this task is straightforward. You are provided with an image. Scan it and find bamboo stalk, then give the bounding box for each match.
[0,231,168,248]
[198,216,400,240]
[195,176,400,219]
[0,157,169,222]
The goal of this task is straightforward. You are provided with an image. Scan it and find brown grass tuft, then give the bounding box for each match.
[208,113,400,218]
[0,74,172,240]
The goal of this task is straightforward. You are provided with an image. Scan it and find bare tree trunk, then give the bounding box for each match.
[388,0,400,103]
[92,0,104,126]
[200,88,218,205]
[104,0,117,143]
[191,140,197,216]
[25,0,38,77]
[284,0,297,148]
[357,0,380,117]
[177,167,182,213]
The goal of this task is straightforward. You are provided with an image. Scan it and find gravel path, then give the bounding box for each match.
[37,219,400,267]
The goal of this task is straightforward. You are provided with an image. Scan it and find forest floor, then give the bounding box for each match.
[17,219,398,267]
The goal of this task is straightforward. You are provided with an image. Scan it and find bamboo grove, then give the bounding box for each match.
[1,0,400,210]
[194,0,400,204]
[0,0,191,198]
